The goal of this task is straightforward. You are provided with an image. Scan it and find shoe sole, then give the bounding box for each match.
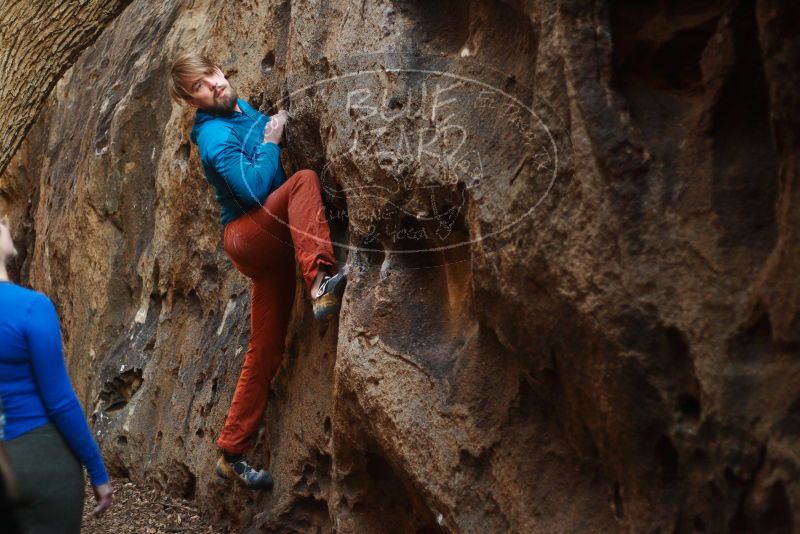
[313,293,341,323]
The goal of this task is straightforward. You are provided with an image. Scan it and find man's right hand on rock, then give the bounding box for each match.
[263,109,288,145]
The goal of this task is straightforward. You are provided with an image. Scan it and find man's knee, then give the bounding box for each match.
[296,169,318,183]
[291,169,320,190]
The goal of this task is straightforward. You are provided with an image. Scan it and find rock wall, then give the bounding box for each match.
[1,0,798,532]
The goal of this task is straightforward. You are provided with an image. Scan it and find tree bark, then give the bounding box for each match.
[0,0,132,175]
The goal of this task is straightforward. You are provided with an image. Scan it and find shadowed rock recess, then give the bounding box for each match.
[1,0,798,532]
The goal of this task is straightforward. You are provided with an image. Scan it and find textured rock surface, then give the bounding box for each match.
[1,0,798,532]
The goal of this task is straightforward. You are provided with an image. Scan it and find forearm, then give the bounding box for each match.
[207,139,283,207]
[27,294,109,486]
[49,398,109,485]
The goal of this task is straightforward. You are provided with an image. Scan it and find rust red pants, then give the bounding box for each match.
[216,169,337,454]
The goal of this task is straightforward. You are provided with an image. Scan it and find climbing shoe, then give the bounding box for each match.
[312,269,347,324]
[215,454,273,490]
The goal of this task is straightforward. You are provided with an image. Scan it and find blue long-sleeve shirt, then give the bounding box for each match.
[190,98,287,225]
[0,281,109,485]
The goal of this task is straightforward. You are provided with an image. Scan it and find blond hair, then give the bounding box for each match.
[168,53,220,105]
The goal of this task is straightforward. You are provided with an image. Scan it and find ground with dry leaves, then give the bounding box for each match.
[81,478,223,533]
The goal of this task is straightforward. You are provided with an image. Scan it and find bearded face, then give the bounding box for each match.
[204,82,239,114]
[186,67,239,114]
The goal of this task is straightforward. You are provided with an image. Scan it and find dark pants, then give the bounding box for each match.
[0,444,21,534]
[4,423,84,534]
[217,169,338,454]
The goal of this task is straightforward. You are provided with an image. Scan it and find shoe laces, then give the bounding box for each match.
[314,273,336,299]
[233,459,259,476]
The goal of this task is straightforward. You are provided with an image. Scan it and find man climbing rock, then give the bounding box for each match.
[168,53,346,490]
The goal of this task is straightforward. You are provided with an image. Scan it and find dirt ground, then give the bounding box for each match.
[81,477,224,533]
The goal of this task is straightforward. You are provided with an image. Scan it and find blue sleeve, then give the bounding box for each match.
[201,127,283,211]
[26,295,109,486]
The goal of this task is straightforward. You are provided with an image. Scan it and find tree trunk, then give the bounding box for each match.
[0,0,132,175]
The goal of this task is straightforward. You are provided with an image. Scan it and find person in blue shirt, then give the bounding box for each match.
[0,215,113,531]
[169,54,346,490]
